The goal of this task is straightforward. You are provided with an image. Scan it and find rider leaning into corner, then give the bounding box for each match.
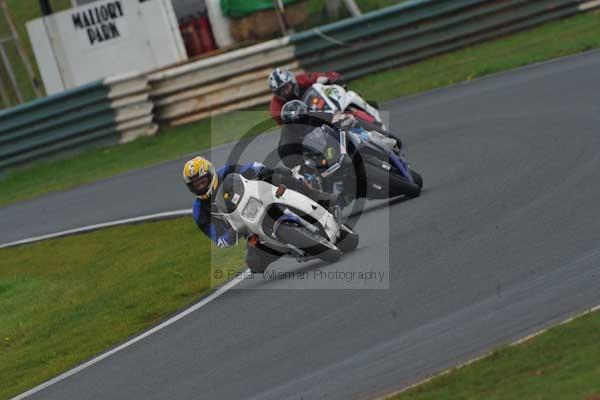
[276,100,405,207]
[268,67,343,125]
[182,156,339,273]
[277,99,361,169]
[277,100,403,169]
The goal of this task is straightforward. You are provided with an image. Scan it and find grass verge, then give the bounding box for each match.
[389,309,600,400]
[0,218,245,400]
[2,10,600,207]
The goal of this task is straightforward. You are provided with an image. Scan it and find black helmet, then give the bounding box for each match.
[281,100,308,124]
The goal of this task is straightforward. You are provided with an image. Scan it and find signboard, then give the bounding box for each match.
[27,0,187,95]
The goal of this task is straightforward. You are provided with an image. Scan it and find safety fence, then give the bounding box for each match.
[0,73,156,170]
[1,0,599,169]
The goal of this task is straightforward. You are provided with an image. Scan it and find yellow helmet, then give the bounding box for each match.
[183,156,218,199]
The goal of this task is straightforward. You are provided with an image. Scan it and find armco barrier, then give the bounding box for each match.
[148,37,299,126]
[150,0,600,126]
[0,73,156,171]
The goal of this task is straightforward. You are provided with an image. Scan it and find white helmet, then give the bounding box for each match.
[268,67,299,101]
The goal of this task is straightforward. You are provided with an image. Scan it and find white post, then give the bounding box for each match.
[0,54,11,107]
[0,42,23,103]
[343,0,362,16]
[273,0,289,37]
[205,0,234,48]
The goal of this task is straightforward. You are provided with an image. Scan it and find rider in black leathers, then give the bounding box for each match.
[277,100,401,169]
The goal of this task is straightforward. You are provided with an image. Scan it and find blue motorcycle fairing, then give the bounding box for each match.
[388,150,414,184]
[350,127,414,184]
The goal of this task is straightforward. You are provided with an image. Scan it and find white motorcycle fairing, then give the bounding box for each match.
[306,83,384,127]
[215,174,341,255]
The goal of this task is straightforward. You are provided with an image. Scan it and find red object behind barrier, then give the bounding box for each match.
[179,19,204,57]
[195,15,216,53]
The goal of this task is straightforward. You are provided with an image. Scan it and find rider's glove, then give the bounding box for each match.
[278,165,313,190]
[293,171,313,190]
[216,229,237,248]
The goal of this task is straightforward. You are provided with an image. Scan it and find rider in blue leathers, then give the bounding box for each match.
[192,162,269,248]
[183,157,337,273]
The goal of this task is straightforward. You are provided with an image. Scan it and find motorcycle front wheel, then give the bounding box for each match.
[276,222,342,263]
[360,158,421,199]
[409,168,423,189]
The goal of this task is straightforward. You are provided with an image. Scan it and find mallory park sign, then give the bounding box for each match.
[71,1,125,46]
[27,0,186,94]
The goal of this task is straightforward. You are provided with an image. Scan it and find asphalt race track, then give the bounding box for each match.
[5,51,600,399]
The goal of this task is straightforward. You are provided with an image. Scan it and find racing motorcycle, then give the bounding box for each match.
[213,173,359,273]
[303,83,386,130]
[301,123,423,202]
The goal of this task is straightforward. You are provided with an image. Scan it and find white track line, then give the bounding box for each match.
[11,268,251,400]
[0,196,378,249]
[0,209,193,249]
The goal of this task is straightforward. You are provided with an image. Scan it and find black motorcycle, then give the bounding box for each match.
[300,124,423,203]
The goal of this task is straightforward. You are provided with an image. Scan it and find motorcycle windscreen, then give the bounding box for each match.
[302,125,340,169]
[302,87,336,112]
[215,173,245,214]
